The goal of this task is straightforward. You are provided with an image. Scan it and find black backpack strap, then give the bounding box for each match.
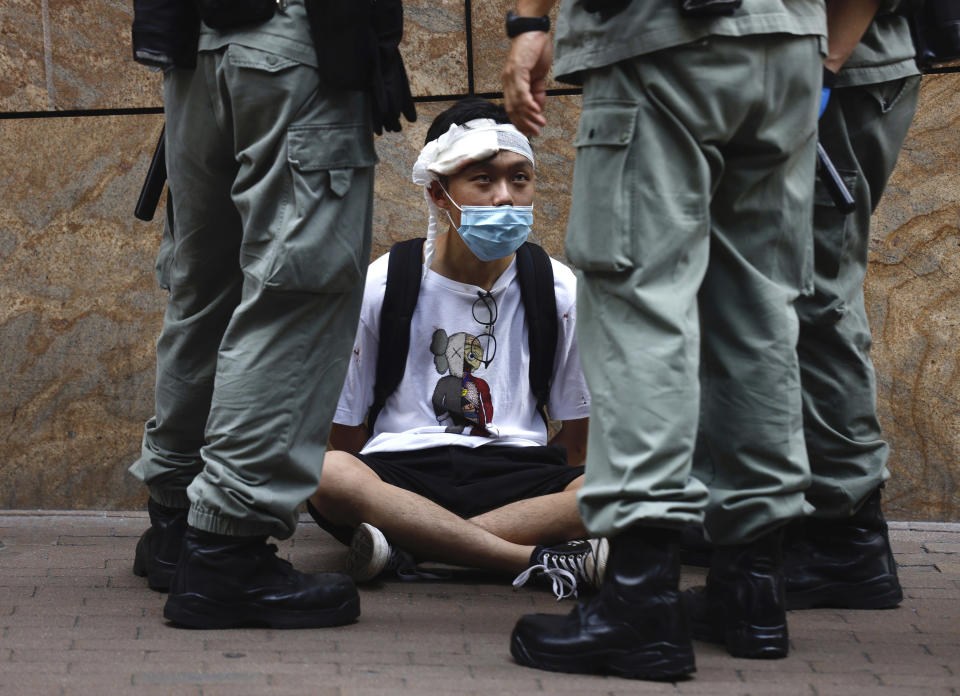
[515,242,558,425]
[368,237,425,431]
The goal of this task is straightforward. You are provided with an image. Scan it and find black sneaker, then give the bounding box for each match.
[513,539,609,600]
[345,523,449,582]
[163,527,360,629]
[132,498,188,592]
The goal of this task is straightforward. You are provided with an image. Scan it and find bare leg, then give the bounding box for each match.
[310,451,533,573]
[469,476,587,546]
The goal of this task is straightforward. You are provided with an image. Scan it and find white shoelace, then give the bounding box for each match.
[512,549,591,601]
[512,564,578,600]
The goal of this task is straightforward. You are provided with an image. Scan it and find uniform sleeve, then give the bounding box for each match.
[546,264,591,422]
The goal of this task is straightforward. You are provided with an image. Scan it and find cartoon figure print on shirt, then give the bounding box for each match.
[429,329,494,435]
[429,289,499,435]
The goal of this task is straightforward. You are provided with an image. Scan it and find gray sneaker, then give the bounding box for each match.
[512,538,609,600]
[345,523,448,583]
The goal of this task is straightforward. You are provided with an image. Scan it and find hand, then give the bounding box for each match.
[371,45,416,135]
[819,66,837,119]
[502,31,553,137]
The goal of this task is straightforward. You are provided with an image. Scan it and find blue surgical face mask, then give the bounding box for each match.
[441,188,533,262]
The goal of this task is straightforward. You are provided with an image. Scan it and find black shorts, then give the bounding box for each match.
[308,444,584,545]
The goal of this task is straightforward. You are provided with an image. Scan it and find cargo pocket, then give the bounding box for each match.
[812,167,858,280]
[267,122,377,293]
[154,194,175,291]
[862,77,910,115]
[565,104,638,272]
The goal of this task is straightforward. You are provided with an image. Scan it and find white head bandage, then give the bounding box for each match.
[411,118,534,276]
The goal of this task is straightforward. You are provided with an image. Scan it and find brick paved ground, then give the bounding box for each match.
[1,511,958,696]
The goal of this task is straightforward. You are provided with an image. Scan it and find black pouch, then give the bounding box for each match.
[195,0,276,29]
[368,0,417,134]
[910,0,960,69]
[132,0,201,69]
[680,0,742,17]
[304,0,416,134]
[305,0,374,91]
[581,0,633,20]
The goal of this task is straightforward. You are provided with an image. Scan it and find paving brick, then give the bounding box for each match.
[3,673,133,690]
[611,683,705,696]
[925,542,960,553]
[66,658,153,675]
[66,688,201,696]
[0,674,76,696]
[896,556,943,569]
[879,673,960,688]
[297,649,412,667]
[2,612,76,628]
[207,686,337,696]
[0,661,69,675]
[934,561,960,577]
[868,661,955,676]
[904,587,960,599]
[672,679,814,695]
[901,599,960,617]
[4,635,76,650]
[72,637,208,653]
[0,586,39,603]
[132,670,268,687]
[815,688,955,696]
[0,529,60,545]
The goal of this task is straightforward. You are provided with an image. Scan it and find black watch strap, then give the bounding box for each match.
[506,11,550,38]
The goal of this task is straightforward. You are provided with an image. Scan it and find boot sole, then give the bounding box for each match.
[163,593,360,629]
[787,576,903,610]
[510,635,695,681]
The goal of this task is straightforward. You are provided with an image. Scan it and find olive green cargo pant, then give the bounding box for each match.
[797,75,920,518]
[129,43,375,539]
[567,35,822,545]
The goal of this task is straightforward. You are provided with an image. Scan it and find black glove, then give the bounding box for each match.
[195,0,275,29]
[581,0,633,18]
[131,0,200,69]
[369,0,417,135]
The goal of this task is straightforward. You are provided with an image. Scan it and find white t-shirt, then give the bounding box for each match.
[335,251,591,455]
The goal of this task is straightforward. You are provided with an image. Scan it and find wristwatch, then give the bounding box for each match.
[505,11,551,38]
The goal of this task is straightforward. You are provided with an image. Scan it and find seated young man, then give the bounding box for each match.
[307,98,603,599]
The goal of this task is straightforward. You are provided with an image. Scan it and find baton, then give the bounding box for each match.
[135,126,167,221]
[816,142,855,215]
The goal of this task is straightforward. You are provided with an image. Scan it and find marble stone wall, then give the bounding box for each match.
[0,1,957,519]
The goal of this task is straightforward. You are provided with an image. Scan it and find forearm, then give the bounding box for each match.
[503,0,556,135]
[548,418,589,467]
[824,0,880,72]
[515,0,555,15]
[328,423,369,454]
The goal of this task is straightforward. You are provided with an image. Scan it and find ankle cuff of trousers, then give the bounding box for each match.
[148,488,191,510]
[188,504,280,538]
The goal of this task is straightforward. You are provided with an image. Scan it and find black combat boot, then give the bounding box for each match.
[132,498,188,592]
[510,527,695,681]
[684,527,788,659]
[784,488,902,610]
[679,525,712,568]
[163,527,360,629]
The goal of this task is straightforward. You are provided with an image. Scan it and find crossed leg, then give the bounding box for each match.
[308,451,586,574]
